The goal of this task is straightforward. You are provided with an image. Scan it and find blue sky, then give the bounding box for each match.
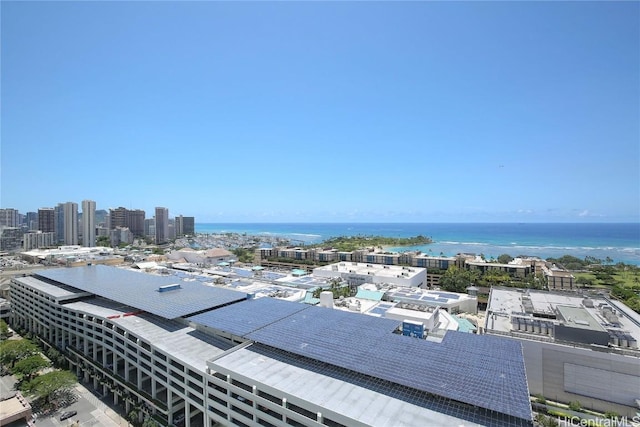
[2,1,638,223]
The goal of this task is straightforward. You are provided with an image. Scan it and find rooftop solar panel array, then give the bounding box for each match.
[241,344,531,427]
[37,265,248,319]
[188,297,310,336]
[245,305,531,421]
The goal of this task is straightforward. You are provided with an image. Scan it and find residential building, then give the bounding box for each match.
[0,227,22,251]
[127,209,145,237]
[145,218,155,240]
[63,202,78,245]
[175,215,195,238]
[55,203,65,243]
[109,207,128,229]
[38,207,55,233]
[82,200,96,247]
[23,231,56,251]
[0,208,19,228]
[155,207,169,244]
[9,265,533,427]
[108,207,145,237]
[25,212,38,231]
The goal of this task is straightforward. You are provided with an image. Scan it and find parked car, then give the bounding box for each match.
[59,410,77,421]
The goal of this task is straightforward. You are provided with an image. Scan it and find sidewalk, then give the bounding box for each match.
[72,383,130,427]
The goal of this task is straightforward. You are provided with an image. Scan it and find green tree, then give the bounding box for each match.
[11,354,50,381]
[0,338,39,367]
[439,266,479,293]
[97,236,110,247]
[497,254,514,264]
[232,247,257,263]
[21,370,77,404]
[142,416,162,427]
[479,270,511,286]
[46,347,67,368]
[0,319,10,340]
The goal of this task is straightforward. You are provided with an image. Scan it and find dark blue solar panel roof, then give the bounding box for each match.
[188,297,310,336]
[245,305,531,421]
[37,265,248,319]
[432,291,460,300]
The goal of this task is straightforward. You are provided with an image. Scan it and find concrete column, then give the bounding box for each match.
[151,378,157,398]
[124,360,130,381]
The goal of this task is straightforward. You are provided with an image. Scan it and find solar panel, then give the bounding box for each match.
[432,291,461,300]
[245,305,531,421]
[188,297,310,336]
[37,265,248,319]
[240,344,529,427]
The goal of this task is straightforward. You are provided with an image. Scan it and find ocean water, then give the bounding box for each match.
[195,223,640,266]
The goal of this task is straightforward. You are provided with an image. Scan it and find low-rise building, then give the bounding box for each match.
[485,287,640,417]
[313,262,426,288]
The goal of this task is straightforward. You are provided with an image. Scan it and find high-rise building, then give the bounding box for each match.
[0,208,19,228]
[0,228,22,251]
[155,207,169,244]
[55,204,65,243]
[144,218,155,239]
[127,209,145,237]
[175,215,195,237]
[108,207,145,237]
[38,208,55,233]
[82,200,96,247]
[63,202,78,245]
[25,212,38,231]
[109,207,127,229]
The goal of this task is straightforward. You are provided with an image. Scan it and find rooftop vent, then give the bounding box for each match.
[158,284,182,293]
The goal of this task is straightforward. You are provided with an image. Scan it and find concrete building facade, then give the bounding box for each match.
[82,200,96,247]
[23,231,56,251]
[38,208,55,233]
[155,208,169,245]
[0,208,20,228]
[62,202,78,245]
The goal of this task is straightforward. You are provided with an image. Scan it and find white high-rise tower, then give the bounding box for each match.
[62,202,78,245]
[82,200,96,247]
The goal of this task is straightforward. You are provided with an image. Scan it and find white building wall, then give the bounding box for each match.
[518,337,639,417]
[82,200,96,247]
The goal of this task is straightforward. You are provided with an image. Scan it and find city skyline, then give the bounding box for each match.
[2,2,639,223]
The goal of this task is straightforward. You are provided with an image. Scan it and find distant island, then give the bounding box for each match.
[309,235,432,252]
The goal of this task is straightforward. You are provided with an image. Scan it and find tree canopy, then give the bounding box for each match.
[0,338,39,367]
[314,235,432,252]
[439,266,479,293]
[21,370,77,403]
[12,354,50,380]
